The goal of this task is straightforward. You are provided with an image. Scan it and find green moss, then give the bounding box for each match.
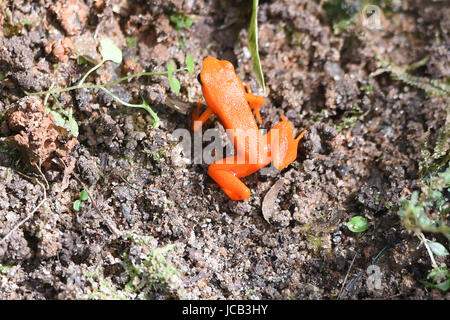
[307,235,324,252]
[336,104,368,132]
[419,111,450,177]
[80,234,184,300]
[398,167,450,239]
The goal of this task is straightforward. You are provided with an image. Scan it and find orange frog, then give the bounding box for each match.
[193,57,306,200]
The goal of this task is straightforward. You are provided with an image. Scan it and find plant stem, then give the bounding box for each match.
[25,66,188,129]
[103,68,188,88]
[99,87,160,128]
[27,67,188,96]
[418,232,438,268]
[78,59,106,86]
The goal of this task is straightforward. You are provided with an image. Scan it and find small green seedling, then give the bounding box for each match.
[346,216,368,233]
[428,241,449,257]
[421,266,450,292]
[26,38,195,130]
[168,55,195,94]
[46,99,79,137]
[126,37,137,48]
[73,189,89,212]
[169,13,193,30]
[185,55,195,75]
[168,61,181,94]
[333,18,354,31]
[416,232,450,291]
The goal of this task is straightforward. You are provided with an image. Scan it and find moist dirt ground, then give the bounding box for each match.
[0,0,449,299]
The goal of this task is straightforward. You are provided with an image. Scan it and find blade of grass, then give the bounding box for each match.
[248,0,265,94]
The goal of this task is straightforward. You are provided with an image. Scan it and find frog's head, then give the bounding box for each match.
[198,56,236,89]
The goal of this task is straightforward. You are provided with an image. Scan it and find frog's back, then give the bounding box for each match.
[200,57,258,132]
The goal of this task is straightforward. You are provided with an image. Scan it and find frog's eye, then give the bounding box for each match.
[197,73,203,85]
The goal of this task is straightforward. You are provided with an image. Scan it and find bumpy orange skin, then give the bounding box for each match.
[193,57,305,200]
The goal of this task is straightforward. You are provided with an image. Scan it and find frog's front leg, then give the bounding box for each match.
[192,98,214,131]
[243,84,265,124]
[208,157,268,200]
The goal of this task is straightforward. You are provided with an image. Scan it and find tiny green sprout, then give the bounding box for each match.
[47,105,79,137]
[334,18,353,31]
[126,37,137,48]
[21,20,34,26]
[169,13,193,30]
[346,216,369,233]
[0,264,12,273]
[0,72,4,81]
[73,189,89,212]
[364,85,373,93]
[73,199,82,211]
[421,266,450,292]
[168,60,181,94]
[185,55,195,75]
[67,108,79,137]
[80,189,89,201]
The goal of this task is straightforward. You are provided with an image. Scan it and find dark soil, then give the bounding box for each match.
[0,0,449,299]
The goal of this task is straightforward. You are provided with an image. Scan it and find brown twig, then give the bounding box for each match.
[338,253,357,300]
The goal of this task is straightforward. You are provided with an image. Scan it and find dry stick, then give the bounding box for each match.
[338,253,357,300]
[0,179,46,245]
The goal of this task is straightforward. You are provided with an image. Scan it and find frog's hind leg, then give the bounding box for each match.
[208,157,264,200]
[267,115,306,170]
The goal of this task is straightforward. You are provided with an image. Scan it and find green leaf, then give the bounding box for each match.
[167,60,175,78]
[421,279,450,292]
[169,13,193,30]
[248,0,265,94]
[169,77,181,94]
[435,279,450,291]
[364,85,373,93]
[334,19,352,31]
[428,241,449,256]
[67,109,79,137]
[346,216,369,233]
[126,37,137,48]
[427,266,449,283]
[80,189,89,201]
[73,199,82,211]
[100,38,123,64]
[49,110,66,128]
[167,61,180,94]
[185,55,194,75]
